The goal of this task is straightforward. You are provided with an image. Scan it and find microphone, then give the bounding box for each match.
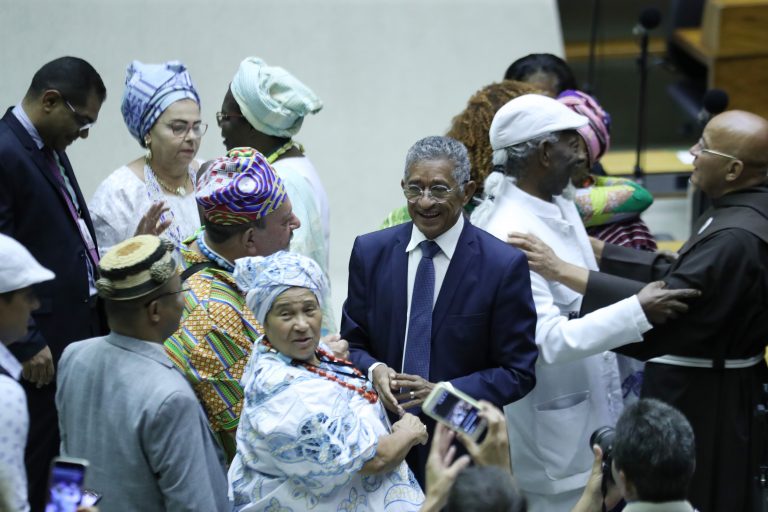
[633,7,662,35]
[698,89,729,125]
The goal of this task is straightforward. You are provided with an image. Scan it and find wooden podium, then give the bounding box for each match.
[672,0,768,119]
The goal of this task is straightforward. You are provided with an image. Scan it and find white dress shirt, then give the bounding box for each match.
[368,214,465,379]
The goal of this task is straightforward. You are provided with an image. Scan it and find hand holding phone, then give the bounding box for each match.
[45,457,89,512]
[421,382,487,441]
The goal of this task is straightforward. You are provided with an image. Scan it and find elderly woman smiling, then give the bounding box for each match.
[230,251,426,511]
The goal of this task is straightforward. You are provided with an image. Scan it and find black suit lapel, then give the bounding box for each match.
[3,110,64,198]
[391,225,409,363]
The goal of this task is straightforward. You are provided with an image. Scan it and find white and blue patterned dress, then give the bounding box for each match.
[228,340,424,511]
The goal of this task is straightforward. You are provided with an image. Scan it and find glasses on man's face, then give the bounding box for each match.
[215,112,245,127]
[691,138,740,161]
[144,287,190,308]
[63,99,96,133]
[166,121,208,138]
[402,183,463,203]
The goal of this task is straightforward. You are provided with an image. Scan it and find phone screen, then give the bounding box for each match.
[45,461,86,512]
[431,388,484,435]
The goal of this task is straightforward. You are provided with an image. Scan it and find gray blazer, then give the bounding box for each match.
[56,333,230,511]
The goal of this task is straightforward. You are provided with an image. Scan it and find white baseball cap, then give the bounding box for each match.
[0,234,55,293]
[490,94,589,150]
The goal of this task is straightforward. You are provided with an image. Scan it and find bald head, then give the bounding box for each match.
[692,110,768,198]
[707,110,768,165]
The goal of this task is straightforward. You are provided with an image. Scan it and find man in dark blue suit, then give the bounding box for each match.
[342,135,538,484]
[0,57,108,511]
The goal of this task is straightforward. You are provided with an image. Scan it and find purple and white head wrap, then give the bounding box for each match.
[121,60,200,146]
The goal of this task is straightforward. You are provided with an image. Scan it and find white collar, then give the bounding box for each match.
[12,103,45,150]
[406,213,464,259]
[0,342,22,380]
[502,181,568,219]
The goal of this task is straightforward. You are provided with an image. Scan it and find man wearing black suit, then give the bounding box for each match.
[0,56,107,511]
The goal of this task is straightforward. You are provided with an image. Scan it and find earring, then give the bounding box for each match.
[144,138,152,164]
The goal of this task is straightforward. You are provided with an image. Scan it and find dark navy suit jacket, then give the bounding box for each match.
[342,219,538,408]
[0,109,105,362]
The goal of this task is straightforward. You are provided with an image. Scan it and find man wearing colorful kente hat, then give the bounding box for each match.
[164,147,300,460]
[56,235,229,511]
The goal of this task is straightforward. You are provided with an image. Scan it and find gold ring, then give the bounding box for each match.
[410,391,415,399]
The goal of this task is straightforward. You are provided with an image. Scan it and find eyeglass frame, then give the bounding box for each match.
[165,120,208,138]
[402,182,467,203]
[143,286,190,308]
[215,111,246,127]
[62,97,96,133]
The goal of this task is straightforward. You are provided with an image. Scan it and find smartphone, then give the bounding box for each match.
[44,456,89,512]
[422,382,488,441]
[80,489,102,507]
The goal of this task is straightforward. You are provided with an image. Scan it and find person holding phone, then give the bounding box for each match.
[0,234,54,512]
[230,251,427,511]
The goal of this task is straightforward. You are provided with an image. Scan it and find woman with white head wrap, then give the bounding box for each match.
[218,58,332,300]
[90,60,206,258]
[229,251,426,512]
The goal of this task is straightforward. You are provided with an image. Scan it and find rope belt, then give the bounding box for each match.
[648,353,764,369]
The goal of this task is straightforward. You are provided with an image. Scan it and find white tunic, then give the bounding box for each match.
[471,177,651,510]
[89,165,201,257]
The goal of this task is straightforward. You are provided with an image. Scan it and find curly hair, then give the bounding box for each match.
[446,80,540,191]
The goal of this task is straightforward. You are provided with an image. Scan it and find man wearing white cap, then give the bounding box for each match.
[0,233,54,512]
[471,94,699,512]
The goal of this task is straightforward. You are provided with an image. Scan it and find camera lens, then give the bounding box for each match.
[589,426,615,453]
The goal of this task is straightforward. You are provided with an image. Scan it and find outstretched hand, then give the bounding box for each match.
[507,232,563,281]
[372,365,404,416]
[134,201,171,237]
[637,281,701,324]
[422,423,472,512]
[455,401,512,473]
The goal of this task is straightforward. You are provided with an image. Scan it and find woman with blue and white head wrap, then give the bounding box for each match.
[229,251,427,511]
[90,60,206,258]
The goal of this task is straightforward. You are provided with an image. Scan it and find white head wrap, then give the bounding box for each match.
[231,57,322,138]
[233,251,328,325]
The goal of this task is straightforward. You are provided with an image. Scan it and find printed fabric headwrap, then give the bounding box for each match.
[96,235,177,301]
[196,147,287,225]
[233,250,328,325]
[557,90,611,165]
[231,56,322,138]
[121,60,200,146]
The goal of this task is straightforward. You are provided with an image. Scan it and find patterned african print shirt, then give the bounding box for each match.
[164,231,263,460]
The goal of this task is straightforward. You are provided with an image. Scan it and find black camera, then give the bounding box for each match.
[590,426,615,484]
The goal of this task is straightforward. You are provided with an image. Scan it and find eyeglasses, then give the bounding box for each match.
[166,121,208,138]
[691,138,740,161]
[402,183,464,203]
[144,287,190,308]
[63,98,96,133]
[215,112,245,127]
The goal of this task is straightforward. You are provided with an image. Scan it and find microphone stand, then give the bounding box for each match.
[584,0,601,95]
[634,28,651,186]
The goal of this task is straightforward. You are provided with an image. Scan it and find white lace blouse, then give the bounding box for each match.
[89,165,201,257]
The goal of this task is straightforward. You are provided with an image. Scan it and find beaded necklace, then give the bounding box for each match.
[261,338,379,404]
[143,163,196,250]
[197,231,235,272]
[266,140,304,164]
